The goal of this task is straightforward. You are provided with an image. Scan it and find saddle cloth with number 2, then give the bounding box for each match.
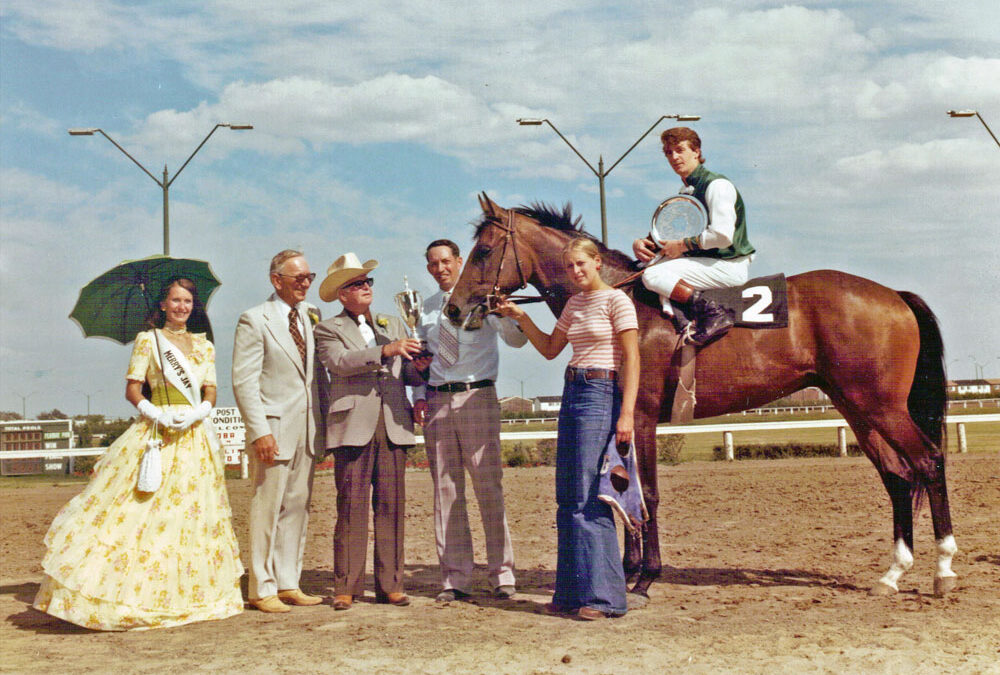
[672,273,788,331]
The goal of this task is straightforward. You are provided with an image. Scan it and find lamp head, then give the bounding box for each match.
[516,118,544,126]
[68,128,98,136]
[947,110,977,118]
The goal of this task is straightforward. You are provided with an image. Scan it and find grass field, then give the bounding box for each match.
[663,420,999,462]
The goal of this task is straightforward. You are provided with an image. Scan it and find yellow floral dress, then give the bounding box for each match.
[33,331,244,630]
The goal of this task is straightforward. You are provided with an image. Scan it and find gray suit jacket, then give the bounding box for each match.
[315,311,424,448]
[232,294,327,460]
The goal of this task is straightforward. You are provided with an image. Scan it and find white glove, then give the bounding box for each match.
[137,399,171,427]
[172,400,212,432]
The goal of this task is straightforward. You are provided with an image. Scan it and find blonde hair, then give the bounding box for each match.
[561,236,601,263]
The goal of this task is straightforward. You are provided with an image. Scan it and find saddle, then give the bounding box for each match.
[665,274,789,423]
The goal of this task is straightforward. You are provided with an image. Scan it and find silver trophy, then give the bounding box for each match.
[394,275,432,357]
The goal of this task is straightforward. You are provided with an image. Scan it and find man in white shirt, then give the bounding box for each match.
[412,239,527,602]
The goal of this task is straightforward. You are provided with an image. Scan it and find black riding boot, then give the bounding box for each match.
[689,291,733,346]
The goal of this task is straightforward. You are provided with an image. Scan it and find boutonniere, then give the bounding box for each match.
[307,309,320,326]
[376,316,389,329]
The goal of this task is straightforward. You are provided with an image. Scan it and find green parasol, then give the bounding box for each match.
[69,255,221,344]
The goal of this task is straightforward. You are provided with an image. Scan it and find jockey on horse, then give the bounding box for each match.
[633,127,755,346]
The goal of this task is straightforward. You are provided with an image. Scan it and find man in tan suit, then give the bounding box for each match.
[314,253,430,611]
[232,250,328,613]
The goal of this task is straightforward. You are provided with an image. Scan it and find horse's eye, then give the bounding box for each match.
[471,246,491,263]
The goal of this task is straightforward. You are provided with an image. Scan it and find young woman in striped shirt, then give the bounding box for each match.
[496,237,639,620]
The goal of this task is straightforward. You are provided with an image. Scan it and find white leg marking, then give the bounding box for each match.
[936,534,958,579]
[877,538,914,591]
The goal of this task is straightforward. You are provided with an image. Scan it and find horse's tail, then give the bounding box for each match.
[897,291,948,513]
[898,291,947,449]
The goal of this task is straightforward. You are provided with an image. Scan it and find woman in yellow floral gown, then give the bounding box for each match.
[33,278,244,630]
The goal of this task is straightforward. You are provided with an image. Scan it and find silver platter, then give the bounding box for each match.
[649,194,707,244]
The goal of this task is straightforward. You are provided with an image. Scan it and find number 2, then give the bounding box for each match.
[741,286,773,323]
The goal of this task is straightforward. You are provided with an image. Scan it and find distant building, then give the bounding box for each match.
[532,396,562,414]
[499,396,533,415]
[0,419,73,476]
[946,379,999,396]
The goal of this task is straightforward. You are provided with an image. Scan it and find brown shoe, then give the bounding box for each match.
[576,607,609,621]
[250,595,291,613]
[378,592,410,606]
[333,595,353,611]
[278,588,323,606]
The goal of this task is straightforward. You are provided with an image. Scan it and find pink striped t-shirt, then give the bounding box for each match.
[555,288,638,369]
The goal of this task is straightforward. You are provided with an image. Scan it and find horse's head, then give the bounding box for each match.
[445,193,535,328]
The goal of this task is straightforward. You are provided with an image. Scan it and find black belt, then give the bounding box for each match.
[429,379,494,393]
[565,366,617,381]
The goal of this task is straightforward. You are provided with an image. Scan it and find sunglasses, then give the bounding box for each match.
[276,272,317,284]
[343,277,375,290]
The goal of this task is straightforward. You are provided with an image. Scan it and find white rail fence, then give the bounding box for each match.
[4,414,996,477]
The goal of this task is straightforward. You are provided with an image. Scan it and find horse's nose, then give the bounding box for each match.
[444,302,461,323]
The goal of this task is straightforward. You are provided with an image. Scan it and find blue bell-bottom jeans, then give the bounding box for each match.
[552,369,627,615]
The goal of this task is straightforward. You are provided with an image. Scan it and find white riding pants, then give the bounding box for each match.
[642,254,753,315]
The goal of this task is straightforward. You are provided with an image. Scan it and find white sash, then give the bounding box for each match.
[155,330,202,407]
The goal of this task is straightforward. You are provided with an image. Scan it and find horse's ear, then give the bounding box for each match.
[479,192,495,217]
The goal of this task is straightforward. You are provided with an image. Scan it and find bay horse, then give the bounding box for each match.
[446,194,958,599]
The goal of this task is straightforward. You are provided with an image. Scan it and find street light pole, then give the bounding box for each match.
[18,392,36,420]
[968,356,986,380]
[947,110,1000,149]
[68,123,254,255]
[517,114,701,244]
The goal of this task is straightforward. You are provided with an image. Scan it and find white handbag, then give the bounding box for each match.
[137,438,163,493]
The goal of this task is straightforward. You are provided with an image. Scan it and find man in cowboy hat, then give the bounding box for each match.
[232,249,328,613]
[314,252,431,611]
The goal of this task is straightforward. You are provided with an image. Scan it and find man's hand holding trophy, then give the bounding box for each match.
[394,276,434,359]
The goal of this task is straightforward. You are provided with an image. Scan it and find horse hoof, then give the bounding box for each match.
[627,592,649,610]
[868,581,897,597]
[933,576,957,597]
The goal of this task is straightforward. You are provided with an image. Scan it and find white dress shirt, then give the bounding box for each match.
[413,288,527,398]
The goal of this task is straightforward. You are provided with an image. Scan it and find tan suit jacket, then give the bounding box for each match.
[232,295,326,459]
[315,311,423,448]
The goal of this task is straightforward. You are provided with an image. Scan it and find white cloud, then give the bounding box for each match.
[1,0,129,51]
[0,101,62,137]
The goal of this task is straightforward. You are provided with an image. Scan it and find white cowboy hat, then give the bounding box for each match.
[318,252,379,302]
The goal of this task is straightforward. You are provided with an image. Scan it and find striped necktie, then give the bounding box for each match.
[437,293,459,367]
[288,307,306,366]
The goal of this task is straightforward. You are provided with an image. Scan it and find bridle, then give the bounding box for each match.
[482,209,547,308]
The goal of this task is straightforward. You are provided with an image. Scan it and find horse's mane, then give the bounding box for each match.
[473,201,636,271]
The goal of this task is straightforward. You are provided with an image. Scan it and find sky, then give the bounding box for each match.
[1,1,998,419]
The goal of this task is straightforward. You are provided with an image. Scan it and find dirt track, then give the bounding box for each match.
[2,453,998,674]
